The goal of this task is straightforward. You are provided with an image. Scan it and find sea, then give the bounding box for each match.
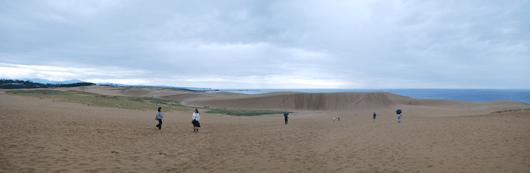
[208,89,530,104]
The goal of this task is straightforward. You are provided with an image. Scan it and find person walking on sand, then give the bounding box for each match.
[192,109,201,132]
[284,112,289,124]
[396,109,402,123]
[373,112,376,122]
[155,107,163,130]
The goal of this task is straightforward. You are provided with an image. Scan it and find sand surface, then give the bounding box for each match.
[1,86,530,172]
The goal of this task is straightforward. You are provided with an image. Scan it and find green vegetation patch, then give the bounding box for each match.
[491,109,530,114]
[6,89,190,112]
[205,108,289,116]
[128,97,145,102]
[141,97,174,105]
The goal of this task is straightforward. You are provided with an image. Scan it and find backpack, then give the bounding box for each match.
[156,112,162,120]
[284,112,289,117]
[396,109,402,114]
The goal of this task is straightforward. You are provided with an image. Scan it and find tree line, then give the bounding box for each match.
[0,79,95,89]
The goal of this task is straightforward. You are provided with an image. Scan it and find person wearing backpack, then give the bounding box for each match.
[396,109,402,123]
[373,112,376,122]
[284,112,289,124]
[155,107,163,130]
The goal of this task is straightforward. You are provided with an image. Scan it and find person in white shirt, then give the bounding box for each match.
[155,107,163,130]
[192,109,201,132]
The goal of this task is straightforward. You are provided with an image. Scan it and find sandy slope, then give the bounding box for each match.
[1,87,530,172]
[182,92,529,116]
[68,86,529,116]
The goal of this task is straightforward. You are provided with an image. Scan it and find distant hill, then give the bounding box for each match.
[2,78,211,92]
[21,78,86,84]
[0,79,95,89]
[97,83,211,92]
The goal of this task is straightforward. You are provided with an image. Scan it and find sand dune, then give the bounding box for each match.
[54,86,530,117]
[181,92,530,117]
[179,92,403,110]
[1,86,530,172]
[52,86,530,115]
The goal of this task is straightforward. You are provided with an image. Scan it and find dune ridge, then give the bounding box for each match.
[179,92,403,110]
[20,86,528,116]
[180,92,529,114]
[45,86,529,114]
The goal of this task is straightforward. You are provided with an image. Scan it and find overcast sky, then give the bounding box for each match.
[1,0,529,89]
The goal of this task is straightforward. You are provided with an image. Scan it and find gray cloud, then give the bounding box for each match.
[1,0,529,88]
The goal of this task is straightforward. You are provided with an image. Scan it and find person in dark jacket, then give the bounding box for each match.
[396,109,402,123]
[155,107,163,130]
[284,112,289,124]
[373,112,376,122]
